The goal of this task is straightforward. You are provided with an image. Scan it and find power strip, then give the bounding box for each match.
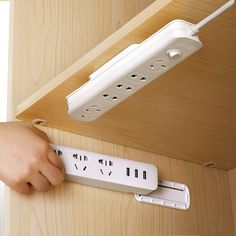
[66,0,234,121]
[66,20,202,121]
[51,144,158,195]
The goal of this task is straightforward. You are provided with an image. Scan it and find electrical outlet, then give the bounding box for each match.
[98,157,113,176]
[79,104,104,119]
[102,93,119,102]
[146,59,170,72]
[51,144,158,195]
[67,0,235,121]
[113,81,136,93]
[66,20,202,121]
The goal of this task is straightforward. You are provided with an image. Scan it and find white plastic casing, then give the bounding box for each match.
[135,180,190,210]
[52,144,158,195]
[66,20,202,121]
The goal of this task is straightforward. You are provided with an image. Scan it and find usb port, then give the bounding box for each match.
[143,171,147,180]
[126,168,130,176]
[135,169,138,178]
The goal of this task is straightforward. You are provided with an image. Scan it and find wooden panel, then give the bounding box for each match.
[10,0,154,109]
[229,168,236,235]
[4,127,235,236]
[7,1,236,236]
[15,0,236,170]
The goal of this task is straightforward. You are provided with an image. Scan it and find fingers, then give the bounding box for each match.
[30,172,51,192]
[47,149,65,174]
[0,121,65,195]
[24,121,50,142]
[40,163,64,186]
[12,165,63,194]
[32,126,50,142]
[12,183,32,195]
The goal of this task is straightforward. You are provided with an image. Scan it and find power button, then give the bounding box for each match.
[167,49,182,59]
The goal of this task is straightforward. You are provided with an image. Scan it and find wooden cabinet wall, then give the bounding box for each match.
[6,0,236,235]
[10,0,154,108]
[229,168,236,234]
[4,128,235,236]
[14,0,236,170]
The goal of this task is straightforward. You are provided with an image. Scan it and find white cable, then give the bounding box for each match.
[192,0,234,33]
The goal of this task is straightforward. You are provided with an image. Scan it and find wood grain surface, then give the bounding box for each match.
[5,1,236,235]
[4,127,235,236]
[14,0,236,170]
[229,168,236,235]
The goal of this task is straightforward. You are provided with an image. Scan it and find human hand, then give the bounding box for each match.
[0,121,64,194]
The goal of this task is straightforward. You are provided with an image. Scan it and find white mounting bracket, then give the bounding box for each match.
[134,180,190,210]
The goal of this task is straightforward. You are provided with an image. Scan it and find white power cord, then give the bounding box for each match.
[192,0,234,33]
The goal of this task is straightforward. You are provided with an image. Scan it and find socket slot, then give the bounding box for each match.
[113,82,136,93]
[129,74,150,83]
[102,93,119,102]
[57,150,63,156]
[72,152,89,172]
[73,162,87,171]
[83,105,103,114]
[79,103,104,120]
[98,158,114,176]
[146,59,169,72]
[73,153,88,161]
[98,159,113,166]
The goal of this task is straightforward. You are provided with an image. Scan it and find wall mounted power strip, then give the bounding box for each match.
[66,20,202,121]
[66,0,234,121]
[51,144,190,210]
[51,144,158,195]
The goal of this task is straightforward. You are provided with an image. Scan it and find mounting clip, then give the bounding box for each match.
[134,180,190,210]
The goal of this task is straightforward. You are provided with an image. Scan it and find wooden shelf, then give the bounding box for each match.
[16,0,236,170]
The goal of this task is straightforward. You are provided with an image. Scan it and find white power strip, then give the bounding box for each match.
[51,144,190,210]
[66,0,234,121]
[66,20,202,121]
[51,144,158,195]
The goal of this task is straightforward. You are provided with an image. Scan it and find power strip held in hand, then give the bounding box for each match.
[51,144,158,195]
[51,144,190,210]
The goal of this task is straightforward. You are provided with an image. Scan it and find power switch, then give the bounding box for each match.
[167,49,182,59]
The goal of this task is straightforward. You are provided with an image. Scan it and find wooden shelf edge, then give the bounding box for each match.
[16,0,172,116]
